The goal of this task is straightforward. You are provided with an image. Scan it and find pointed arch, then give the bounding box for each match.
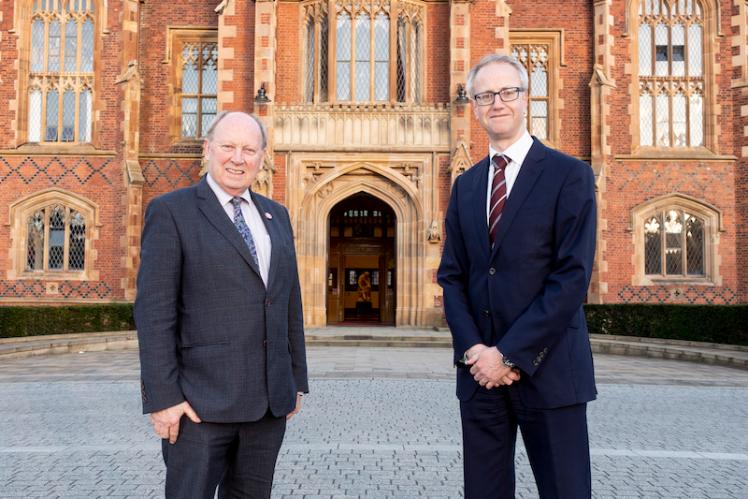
[7,188,101,280]
[294,162,426,327]
[630,192,722,285]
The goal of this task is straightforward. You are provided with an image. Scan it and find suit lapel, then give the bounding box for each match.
[490,139,546,258]
[471,156,492,260]
[250,193,281,288]
[195,178,262,278]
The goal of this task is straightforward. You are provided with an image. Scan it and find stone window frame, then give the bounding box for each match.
[164,27,219,144]
[630,193,722,286]
[625,0,721,157]
[301,0,426,105]
[7,188,100,281]
[509,30,564,148]
[12,0,108,151]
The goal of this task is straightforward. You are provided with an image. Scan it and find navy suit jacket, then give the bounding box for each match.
[135,177,308,422]
[438,138,597,409]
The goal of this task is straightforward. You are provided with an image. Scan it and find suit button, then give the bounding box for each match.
[263,340,268,348]
[265,299,271,306]
[482,309,490,317]
[488,267,496,275]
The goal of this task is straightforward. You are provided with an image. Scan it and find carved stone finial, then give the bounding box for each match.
[427,220,441,243]
[215,0,230,15]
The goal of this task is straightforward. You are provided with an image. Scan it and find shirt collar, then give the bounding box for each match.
[206,173,252,206]
[488,130,533,167]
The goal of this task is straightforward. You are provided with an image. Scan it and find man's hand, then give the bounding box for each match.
[287,393,303,421]
[149,401,201,444]
[464,343,489,362]
[467,347,520,389]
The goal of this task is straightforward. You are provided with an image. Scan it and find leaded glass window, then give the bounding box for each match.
[27,0,95,144]
[512,44,550,140]
[304,0,423,104]
[638,0,704,148]
[25,204,86,273]
[644,208,705,277]
[179,41,218,139]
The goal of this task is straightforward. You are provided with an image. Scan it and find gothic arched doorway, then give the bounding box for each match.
[326,193,396,325]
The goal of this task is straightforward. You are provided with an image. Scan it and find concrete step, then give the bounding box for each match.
[1,329,745,370]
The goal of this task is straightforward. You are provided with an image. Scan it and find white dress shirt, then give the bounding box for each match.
[486,130,534,224]
[206,173,271,286]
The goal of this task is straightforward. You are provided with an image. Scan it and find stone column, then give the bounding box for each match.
[587,0,616,304]
[732,0,748,302]
[252,0,278,199]
[448,0,473,183]
[116,0,144,301]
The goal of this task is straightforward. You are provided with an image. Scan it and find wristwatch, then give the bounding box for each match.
[502,356,516,369]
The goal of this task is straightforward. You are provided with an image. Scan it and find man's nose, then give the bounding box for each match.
[231,148,244,163]
[490,94,506,108]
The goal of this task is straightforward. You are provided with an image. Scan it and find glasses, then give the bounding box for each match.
[473,87,524,106]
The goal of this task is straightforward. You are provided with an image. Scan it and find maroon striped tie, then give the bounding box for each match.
[489,155,509,246]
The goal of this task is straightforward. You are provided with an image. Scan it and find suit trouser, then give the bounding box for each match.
[162,410,286,499]
[460,385,591,499]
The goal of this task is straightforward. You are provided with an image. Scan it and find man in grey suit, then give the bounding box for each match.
[135,111,308,498]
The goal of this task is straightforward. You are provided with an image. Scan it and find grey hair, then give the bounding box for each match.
[204,111,268,149]
[466,53,529,98]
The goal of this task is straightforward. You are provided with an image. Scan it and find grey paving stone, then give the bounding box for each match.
[0,347,747,498]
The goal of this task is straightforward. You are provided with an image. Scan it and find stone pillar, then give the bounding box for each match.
[493,0,512,55]
[587,0,616,304]
[253,0,278,199]
[732,0,748,302]
[116,0,144,301]
[448,0,473,183]
[216,0,256,112]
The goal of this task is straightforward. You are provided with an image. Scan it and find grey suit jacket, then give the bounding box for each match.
[135,177,308,423]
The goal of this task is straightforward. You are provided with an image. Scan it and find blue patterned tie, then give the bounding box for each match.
[231,197,259,267]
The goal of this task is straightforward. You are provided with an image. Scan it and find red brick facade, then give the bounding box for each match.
[0,0,745,319]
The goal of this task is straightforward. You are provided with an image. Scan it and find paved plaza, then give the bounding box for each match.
[0,343,747,498]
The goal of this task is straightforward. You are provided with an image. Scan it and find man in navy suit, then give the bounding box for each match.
[135,111,308,498]
[438,54,597,498]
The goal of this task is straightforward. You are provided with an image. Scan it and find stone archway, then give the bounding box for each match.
[292,159,428,327]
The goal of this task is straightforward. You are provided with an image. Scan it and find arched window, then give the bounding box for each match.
[643,208,705,276]
[25,204,87,272]
[304,0,424,104]
[636,0,705,148]
[27,0,96,144]
[9,190,99,280]
[631,194,721,284]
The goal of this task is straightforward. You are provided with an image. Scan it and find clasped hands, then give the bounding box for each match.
[465,344,520,389]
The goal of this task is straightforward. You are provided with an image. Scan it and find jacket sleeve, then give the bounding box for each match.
[134,197,186,414]
[497,162,597,376]
[284,207,309,394]
[437,175,484,361]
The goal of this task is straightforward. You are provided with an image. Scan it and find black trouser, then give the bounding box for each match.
[460,385,591,499]
[162,410,286,499]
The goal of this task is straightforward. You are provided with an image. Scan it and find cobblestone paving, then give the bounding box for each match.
[0,346,746,498]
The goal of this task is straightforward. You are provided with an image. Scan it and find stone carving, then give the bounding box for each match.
[427,219,441,243]
[450,140,472,184]
[252,154,276,197]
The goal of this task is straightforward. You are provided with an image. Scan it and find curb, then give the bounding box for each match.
[1,330,745,370]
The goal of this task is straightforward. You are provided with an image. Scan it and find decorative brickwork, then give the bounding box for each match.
[0,156,115,185]
[141,158,202,189]
[617,284,737,304]
[0,0,744,318]
[0,279,113,301]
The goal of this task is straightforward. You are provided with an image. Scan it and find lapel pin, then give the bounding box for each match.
[265,212,273,220]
